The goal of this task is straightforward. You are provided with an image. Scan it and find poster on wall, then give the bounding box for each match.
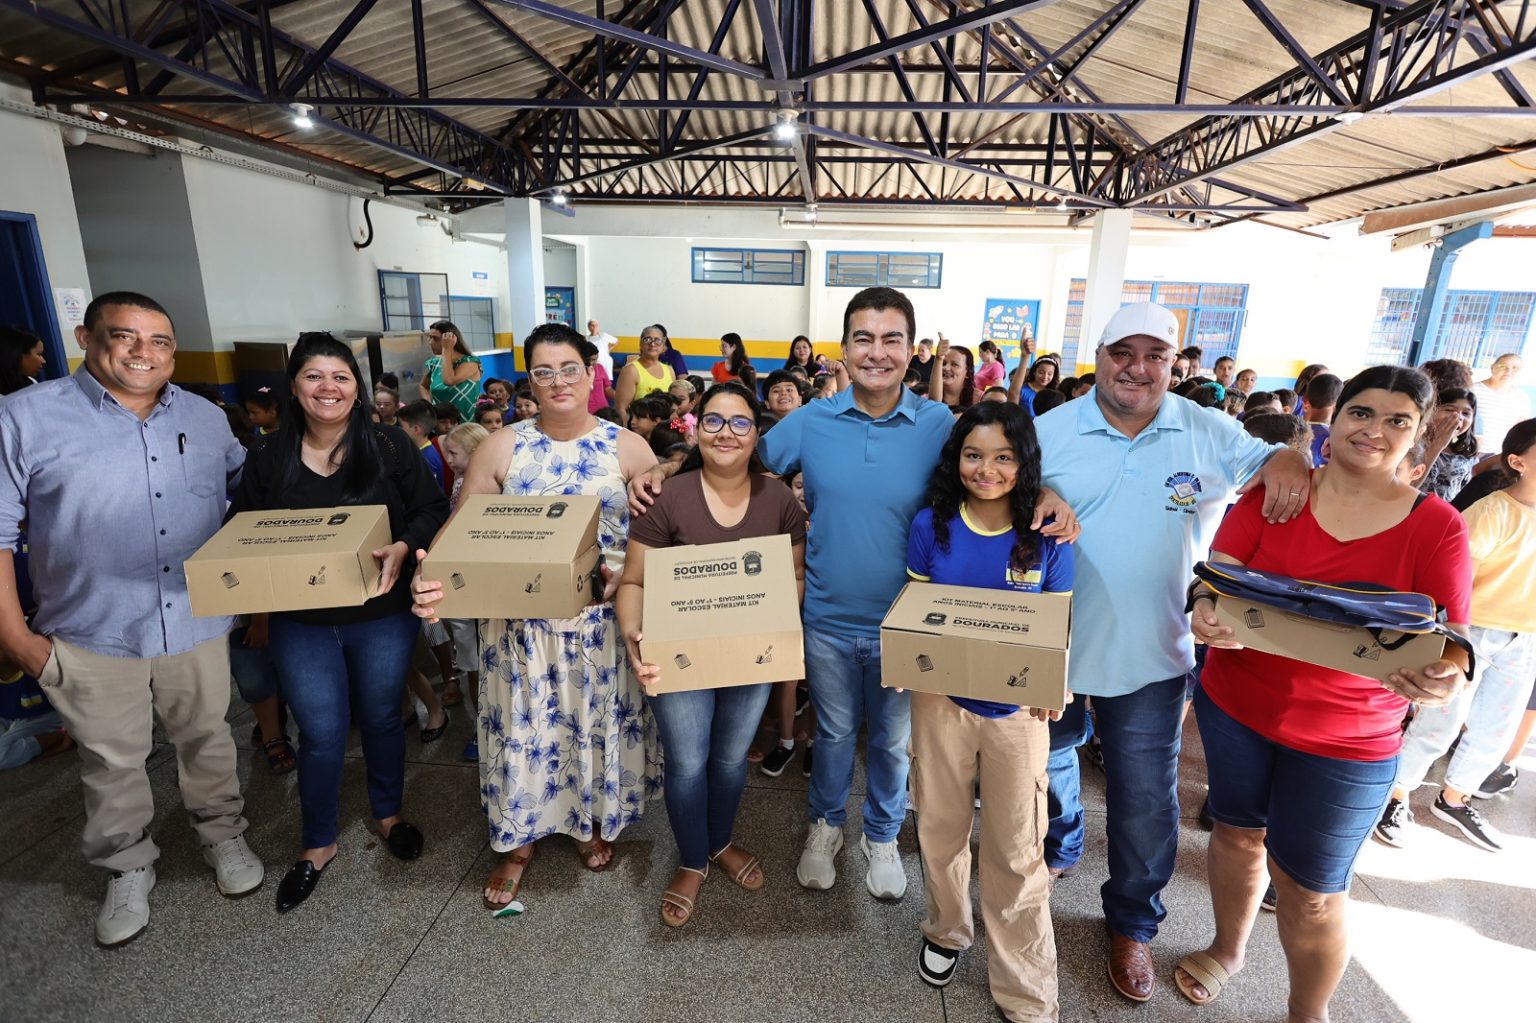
[545,286,575,326]
[981,299,1039,366]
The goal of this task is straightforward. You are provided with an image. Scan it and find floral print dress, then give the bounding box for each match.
[477,418,662,851]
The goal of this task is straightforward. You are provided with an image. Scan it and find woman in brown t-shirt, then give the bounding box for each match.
[618,382,806,928]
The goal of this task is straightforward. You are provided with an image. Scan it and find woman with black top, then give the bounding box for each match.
[230,333,449,913]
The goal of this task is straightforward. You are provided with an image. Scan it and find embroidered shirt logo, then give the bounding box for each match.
[1164,472,1203,508]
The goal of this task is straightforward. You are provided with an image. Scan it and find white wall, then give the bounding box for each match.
[0,85,92,359]
[66,145,216,350]
[543,242,577,288]
[542,203,1536,379]
[180,158,512,346]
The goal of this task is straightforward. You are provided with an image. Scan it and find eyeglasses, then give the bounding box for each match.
[700,412,755,436]
[640,336,665,345]
[528,363,586,385]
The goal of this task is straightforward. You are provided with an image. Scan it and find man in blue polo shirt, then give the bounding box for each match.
[1033,303,1310,1003]
[630,288,1075,901]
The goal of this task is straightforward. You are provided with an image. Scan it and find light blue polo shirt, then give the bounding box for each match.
[761,388,955,637]
[1034,393,1278,697]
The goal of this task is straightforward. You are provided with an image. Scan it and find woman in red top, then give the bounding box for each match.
[1176,366,1472,1020]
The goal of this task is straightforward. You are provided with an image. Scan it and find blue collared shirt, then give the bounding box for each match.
[0,368,246,658]
[1034,393,1278,697]
[760,387,956,637]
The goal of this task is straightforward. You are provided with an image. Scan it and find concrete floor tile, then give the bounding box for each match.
[367,786,939,1023]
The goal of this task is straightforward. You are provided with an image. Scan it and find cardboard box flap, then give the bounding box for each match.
[881,581,1070,649]
[187,507,389,561]
[428,494,600,564]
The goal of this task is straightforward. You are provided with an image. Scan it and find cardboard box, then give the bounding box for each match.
[186,506,392,616]
[880,582,1071,712]
[423,494,601,620]
[1212,598,1448,682]
[640,534,803,693]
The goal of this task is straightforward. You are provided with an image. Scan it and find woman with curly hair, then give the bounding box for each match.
[905,400,1073,1021]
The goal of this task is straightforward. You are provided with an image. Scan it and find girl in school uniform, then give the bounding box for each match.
[906,400,1072,1023]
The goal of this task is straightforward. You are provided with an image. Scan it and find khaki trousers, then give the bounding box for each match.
[38,635,247,872]
[910,691,1058,1023]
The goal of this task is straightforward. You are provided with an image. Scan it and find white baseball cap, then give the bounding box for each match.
[1099,303,1181,348]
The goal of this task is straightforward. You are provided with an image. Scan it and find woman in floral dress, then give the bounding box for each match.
[411,323,661,909]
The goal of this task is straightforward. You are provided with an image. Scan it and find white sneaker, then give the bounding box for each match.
[861,834,907,899]
[797,818,844,890]
[203,835,265,896]
[97,865,155,947]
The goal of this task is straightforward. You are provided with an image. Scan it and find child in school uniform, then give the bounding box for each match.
[906,401,1072,1023]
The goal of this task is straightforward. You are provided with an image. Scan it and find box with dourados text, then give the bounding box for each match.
[1212,598,1448,684]
[640,534,803,693]
[423,494,601,620]
[185,506,392,616]
[880,582,1071,713]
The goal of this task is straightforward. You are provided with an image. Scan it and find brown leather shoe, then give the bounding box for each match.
[1107,931,1156,1002]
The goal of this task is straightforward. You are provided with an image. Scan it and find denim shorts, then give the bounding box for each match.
[1194,687,1397,894]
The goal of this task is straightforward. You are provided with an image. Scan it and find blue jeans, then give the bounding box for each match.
[1046,675,1185,942]
[647,683,772,870]
[268,611,419,849]
[804,626,912,843]
[229,625,280,705]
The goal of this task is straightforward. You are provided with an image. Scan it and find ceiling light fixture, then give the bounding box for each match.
[291,103,314,129]
[550,191,568,207]
[1334,111,1364,125]
[1054,198,1071,211]
[774,108,800,141]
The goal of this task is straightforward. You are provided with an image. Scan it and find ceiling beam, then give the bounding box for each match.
[1107,0,1536,206]
[488,0,766,81]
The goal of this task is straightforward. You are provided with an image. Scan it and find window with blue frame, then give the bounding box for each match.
[691,247,805,285]
[1058,279,1249,367]
[1369,287,1536,366]
[826,251,943,289]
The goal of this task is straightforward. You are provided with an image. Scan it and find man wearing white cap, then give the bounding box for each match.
[1032,303,1310,1003]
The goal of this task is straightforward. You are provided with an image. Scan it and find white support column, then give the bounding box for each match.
[1082,210,1133,358]
[505,198,546,342]
[571,238,592,329]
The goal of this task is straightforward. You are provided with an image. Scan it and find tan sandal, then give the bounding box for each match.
[1174,951,1231,1006]
[482,846,533,910]
[660,866,707,928]
[709,843,765,891]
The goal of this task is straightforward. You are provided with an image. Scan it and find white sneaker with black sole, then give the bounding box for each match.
[1373,797,1413,848]
[1432,794,1504,851]
[861,834,907,900]
[918,938,959,987]
[97,865,155,947]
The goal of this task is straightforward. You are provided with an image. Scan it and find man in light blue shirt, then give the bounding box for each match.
[1032,303,1310,1002]
[0,292,263,947]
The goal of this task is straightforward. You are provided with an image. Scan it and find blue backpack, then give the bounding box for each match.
[1192,562,1474,676]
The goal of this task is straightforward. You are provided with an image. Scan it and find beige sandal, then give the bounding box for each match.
[1174,951,1231,1006]
[709,843,765,891]
[660,866,708,928]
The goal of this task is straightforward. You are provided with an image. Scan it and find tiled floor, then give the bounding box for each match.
[1,694,1531,1023]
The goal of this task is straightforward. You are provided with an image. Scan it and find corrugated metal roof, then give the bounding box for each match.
[1,0,1532,226]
